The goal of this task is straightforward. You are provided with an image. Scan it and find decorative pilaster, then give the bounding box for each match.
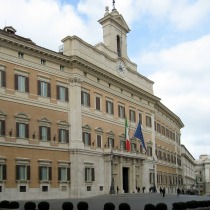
[68,77,84,149]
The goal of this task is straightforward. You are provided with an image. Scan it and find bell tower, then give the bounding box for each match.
[98,1,130,59]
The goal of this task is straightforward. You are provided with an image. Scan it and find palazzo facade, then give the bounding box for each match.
[0,6,184,200]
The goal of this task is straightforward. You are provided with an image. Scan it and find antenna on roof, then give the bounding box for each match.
[112,0,115,10]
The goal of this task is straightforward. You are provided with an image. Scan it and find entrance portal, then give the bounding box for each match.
[123,167,129,193]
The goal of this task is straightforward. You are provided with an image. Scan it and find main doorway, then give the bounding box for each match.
[123,167,129,193]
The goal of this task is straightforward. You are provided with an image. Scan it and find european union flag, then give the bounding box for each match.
[134,121,146,150]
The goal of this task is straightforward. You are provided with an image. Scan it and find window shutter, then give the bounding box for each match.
[85,168,87,182]
[58,167,61,181]
[2,71,6,87]
[58,129,61,142]
[39,166,42,180]
[1,120,5,135]
[106,101,108,113]
[25,77,29,92]
[26,124,29,138]
[82,132,85,143]
[27,165,30,180]
[88,133,91,146]
[3,164,6,180]
[66,130,69,143]
[81,91,83,105]
[67,168,70,181]
[91,168,95,181]
[47,127,51,141]
[15,74,18,90]
[38,80,41,96]
[65,87,69,102]
[111,102,114,114]
[16,123,19,137]
[57,85,59,100]
[87,93,90,106]
[39,126,42,140]
[47,83,51,97]
[96,97,100,110]
[49,167,52,180]
[118,105,120,117]
[16,165,19,180]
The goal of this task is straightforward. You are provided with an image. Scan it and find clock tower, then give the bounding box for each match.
[98,4,130,60]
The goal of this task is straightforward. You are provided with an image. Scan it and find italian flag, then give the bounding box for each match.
[125,118,130,152]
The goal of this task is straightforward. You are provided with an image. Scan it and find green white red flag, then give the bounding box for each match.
[125,118,130,152]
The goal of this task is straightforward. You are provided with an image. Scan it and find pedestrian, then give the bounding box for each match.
[160,187,162,194]
[117,186,119,194]
[162,187,165,197]
[137,186,140,193]
[177,188,180,196]
[142,186,145,193]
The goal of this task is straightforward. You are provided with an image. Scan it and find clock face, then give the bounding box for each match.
[116,60,126,77]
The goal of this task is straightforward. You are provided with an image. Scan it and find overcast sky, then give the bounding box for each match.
[1,0,210,160]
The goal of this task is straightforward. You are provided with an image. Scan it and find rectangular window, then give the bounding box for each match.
[81,91,90,106]
[120,140,126,150]
[15,74,29,92]
[0,70,6,87]
[85,167,95,182]
[60,65,64,71]
[41,59,46,65]
[39,166,52,181]
[118,105,125,118]
[138,113,142,124]
[147,147,152,156]
[157,123,161,133]
[38,80,51,97]
[131,143,136,152]
[0,120,5,136]
[95,96,101,111]
[57,85,68,102]
[106,100,114,115]
[96,135,102,148]
[59,129,69,143]
[108,137,114,148]
[162,126,165,135]
[129,110,136,122]
[16,165,30,181]
[146,116,152,127]
[58,167,70,182]
[0,164,7,181]
[18,52,24,58]
[16,123,29,139]
[82,132,91,146]
[39,126,51,141]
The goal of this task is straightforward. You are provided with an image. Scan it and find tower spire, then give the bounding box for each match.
[112,0,115,10]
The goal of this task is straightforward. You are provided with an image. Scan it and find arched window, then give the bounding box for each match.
[117,35,121,57]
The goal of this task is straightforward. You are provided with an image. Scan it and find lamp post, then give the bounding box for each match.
[109,145,115,194]
[153,156,156,192]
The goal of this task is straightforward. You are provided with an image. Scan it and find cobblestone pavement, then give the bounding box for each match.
[18,193,209,210]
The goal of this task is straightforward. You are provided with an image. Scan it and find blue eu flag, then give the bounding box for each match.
[134,121,146,150]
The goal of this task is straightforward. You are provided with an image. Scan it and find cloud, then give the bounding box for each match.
[136,35,210,158]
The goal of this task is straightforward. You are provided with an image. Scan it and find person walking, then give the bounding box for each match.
[162,187,165,197]
[142,186,145,193]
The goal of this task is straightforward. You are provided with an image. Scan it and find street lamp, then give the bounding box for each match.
[109,145,115,194]
[153,156,156,192]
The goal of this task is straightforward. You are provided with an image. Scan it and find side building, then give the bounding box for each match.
[0,6,184,200]
[195,155,210,195]
[181,144,196,193]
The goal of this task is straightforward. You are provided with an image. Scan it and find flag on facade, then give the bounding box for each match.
[125,118,130,152]
[134,120,146,150]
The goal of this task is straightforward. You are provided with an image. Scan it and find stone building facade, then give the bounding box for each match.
[0,6,184,200]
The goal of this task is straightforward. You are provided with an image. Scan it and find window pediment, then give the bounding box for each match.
[95,127,103,133]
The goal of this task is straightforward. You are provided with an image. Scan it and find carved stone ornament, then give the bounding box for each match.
[68,77,82,84]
